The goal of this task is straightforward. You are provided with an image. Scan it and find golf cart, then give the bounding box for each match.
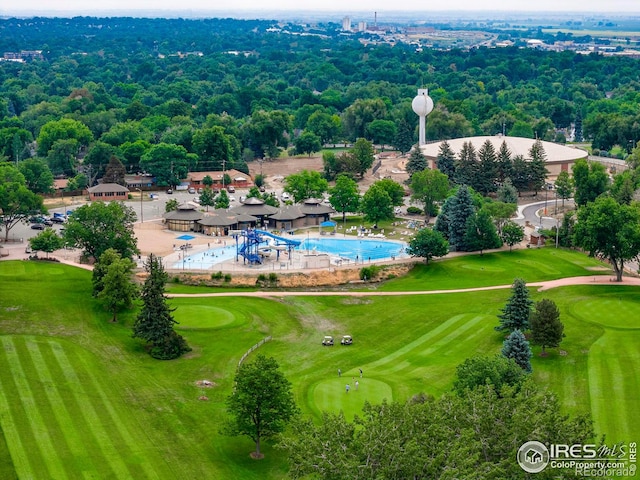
[340,335,353,346]
[322,336,334,346]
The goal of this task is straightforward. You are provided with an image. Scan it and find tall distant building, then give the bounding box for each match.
[358,21,367,32]
[342,17,351,31]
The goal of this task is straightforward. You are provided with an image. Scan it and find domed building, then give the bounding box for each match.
[420,135,588,179]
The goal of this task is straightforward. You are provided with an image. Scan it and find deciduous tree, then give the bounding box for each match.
[500,221,525,252]
[406,228,449,264]
[410,168,449,223]
[28,228,63,258]
[573,196,640,281]
[98,253,137,323]
[0,165,45,242]
[453,355,526,396]
[360,183,393,225]
[329,174,360,223]
[224,355,298,458]
[284,170,328,203]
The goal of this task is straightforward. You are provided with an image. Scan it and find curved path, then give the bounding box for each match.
[167,275,640,298]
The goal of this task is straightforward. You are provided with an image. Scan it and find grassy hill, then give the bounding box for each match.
[0,249,638,479]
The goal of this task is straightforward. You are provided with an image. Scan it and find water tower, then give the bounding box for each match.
[412,88,434,146]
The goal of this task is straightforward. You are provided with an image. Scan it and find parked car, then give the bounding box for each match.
[322,336,334,346]
[30,223,45,230]
[340,335,353,346]
[226,185,236,193]
[259,185,266,192]
[25,245,33,254]
[281,192,290,201]
[166,188,173,194]
[188,187,196,194]
[197,188,203,194]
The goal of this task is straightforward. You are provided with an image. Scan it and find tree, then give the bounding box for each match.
[284,170,328,203]
[463,209,502,254]
[97,253,137,323]
[0,165,45,242]
[476,139,497,194]
[527,139,548,194]
[554,170,574,208]
[573,195,640,282]
[482,201,517,235]
[102,156,127,185]
[215,189,230,209]
[393,119,415,154]
[351,138,375,178]
[84,141,120,185]
[198,187,215,211]
[224,355,298,459]
[496,178,518,204]
[280,379,592,480]
[435,140,455,180]
[165,198,179,213]
[18,158,54,194]
[500,221,525,252]
[410,169,449,223]
[572,159,609,207]
[92,248,124,296]
[454,141,478,187]
[192,126,234,171]
[342,98,387,141]
[28,228,64,258]
[133,254,190,360]
[496,278,533,332]
[501,329,533,373]
[293,131,322,157]
[406,228,449,264]
[443,185,476,252]
[36,118,93,157]
[375,179,405,207]
[405,147,427,177]
[496,141,513,184]
[360,183,394,225]
[530,299,565,355]
[306,111,341,145]
[63,201,139,261]
[47,139,79,177]
[140,143,190,188]
[453,355,526,396]
[329,174,360,223]
[366,119,397,148]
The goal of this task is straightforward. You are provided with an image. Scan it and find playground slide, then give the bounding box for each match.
[253,229,302,247]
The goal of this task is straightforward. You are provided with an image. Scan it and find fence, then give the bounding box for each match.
[238,336,272,368]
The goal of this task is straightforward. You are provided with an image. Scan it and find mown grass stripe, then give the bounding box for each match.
[50,341,160,480]
[0,342,36,480]
[25,338,106,479]
[1,336,67,479]
[418,315,485,358]
[368,314,470,369]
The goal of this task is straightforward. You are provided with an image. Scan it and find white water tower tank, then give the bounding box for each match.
[412,88,434,146]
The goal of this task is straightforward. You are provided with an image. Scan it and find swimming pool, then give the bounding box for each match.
[298,237,407,262]
[171,236,408,269]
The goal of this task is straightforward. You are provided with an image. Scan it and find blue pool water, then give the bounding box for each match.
[298,237,407,262]
[171,237,408,269]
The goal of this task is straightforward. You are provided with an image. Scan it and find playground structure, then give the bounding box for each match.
[233,229,301,265]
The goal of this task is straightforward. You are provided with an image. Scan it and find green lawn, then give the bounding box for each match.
[0,250,638,478]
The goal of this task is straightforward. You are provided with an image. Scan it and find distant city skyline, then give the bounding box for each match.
[3,0,640,15]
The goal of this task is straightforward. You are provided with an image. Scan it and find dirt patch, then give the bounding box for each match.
[175,263,413,289]
[195,380,217,388]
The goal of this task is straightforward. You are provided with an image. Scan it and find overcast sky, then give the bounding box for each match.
[3,0,640,14]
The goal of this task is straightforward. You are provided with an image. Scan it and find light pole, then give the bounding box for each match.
[136,188,144,223]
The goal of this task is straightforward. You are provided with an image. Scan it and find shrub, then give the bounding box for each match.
[407,206,423,215]
[211,271,223,280]
[224,274,232,282]
[360,265,381,281]
[268,273,278,284]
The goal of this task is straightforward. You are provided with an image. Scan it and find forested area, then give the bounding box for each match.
[2,16,640,191]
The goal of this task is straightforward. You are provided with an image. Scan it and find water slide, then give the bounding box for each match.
[235,229,300,264]
[253,229,302,247]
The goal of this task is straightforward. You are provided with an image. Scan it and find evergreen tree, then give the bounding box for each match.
[464,209,502,254]
[496,278,533,332]
[530,299,565,355]
[454,141,478,187]
[527,139,548,194]
[496,141,513,184]
[435,140,455,180]
[574,113,583,142]
[501,329,533,373]
[393,119,415,155]
[510,155,529,194]
[433,195,452,240]
[496,178,518,204]
[476,139,497,194]
[447,185,476,252]
[102,156,127,185]
[133,254,191,359]
[405,146,427,177]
